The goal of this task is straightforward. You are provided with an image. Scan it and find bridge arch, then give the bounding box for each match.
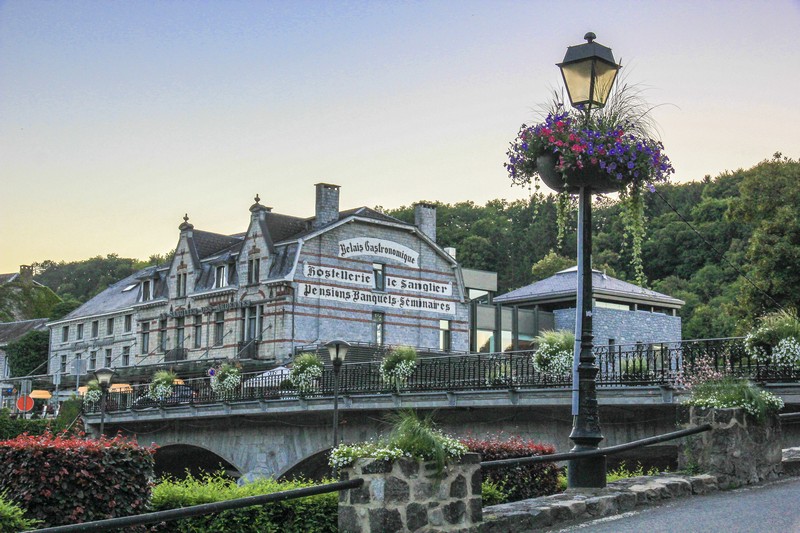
[153,443,242,480]
[278,447,334,481]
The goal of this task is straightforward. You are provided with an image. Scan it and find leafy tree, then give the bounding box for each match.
[728,156,800,318]
[32,254,142,303]
[531,251,573,281]
[4,330,50,377]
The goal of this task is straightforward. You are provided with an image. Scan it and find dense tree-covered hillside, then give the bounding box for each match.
[387,155,800,339]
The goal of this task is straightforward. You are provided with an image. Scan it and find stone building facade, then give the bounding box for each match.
[47,184,469,379]
[493,267,684,347]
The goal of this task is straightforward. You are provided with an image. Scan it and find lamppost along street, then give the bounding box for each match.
[94,367,115,436]
[557,32,620,488]
[326,340,350,448]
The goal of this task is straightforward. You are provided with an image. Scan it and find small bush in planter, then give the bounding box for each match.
[532,330,573,380]
[290,353,323,395]
[329,410,467,476]
[210,362,242,399]
[149,369,178,401]
[380,346,418,392]
[745,309,800,366]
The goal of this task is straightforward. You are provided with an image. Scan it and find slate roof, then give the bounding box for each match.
[60,271,144,320]
[0,318,49,346]
[0,273,18,284]
[494,266,684,307]
[192,230,244,259]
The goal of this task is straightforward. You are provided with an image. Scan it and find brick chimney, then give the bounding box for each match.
[314,183,340,229]
[19,265,34,284]
[414,203,437,242]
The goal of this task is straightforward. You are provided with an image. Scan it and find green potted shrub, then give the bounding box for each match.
[744,309,800,368]
[380,346,418,392]
[209,362,242,400]
[148,370,178,402]
[82,380,102,407]
[531,330,574,380]
[289,353,323,396]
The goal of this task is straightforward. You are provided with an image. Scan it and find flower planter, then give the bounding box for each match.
[338,454,482,533]
[536,154,628,194]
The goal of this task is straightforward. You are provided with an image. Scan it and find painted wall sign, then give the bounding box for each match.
[302,262,374,286]
[338,238,419,268]
[298,283,455,315]
[385,276,452,296]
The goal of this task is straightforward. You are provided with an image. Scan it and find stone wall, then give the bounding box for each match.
[338,454,482,533]
[677,406,782,488]
[554,307,682,346]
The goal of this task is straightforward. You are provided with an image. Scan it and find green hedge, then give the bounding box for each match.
[150,472,337,533]
[0,432,154,527]
[0,490,40,532]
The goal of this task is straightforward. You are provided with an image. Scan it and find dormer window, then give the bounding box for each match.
[215,265,228,288]
[247,258,260,285]
[176,272,188,297]
[142,280,153,302]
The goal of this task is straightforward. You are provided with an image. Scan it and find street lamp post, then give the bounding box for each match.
[326,340,350,448]
[557,33,620,489]
[94,367,115,436]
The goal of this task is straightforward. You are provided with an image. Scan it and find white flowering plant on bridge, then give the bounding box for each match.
[380,346,418,392]
[531,330,574,379]
[82,380,102,405]
[329,410,467,476]
[289,352,323,395]
[210,362,242,399]
[678,354,784,422]
[148,369,177,401]
[744,309,800,366]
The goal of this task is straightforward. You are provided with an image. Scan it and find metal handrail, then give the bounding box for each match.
[26,477,364,533]
[481,424,712,469]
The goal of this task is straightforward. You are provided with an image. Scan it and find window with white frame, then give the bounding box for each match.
[141,323,150,354]
[373,312,385,346]
[439,320,451,352]
[194,315,202,349]
[89,351,97,370]
[373,263,385,291]
[247,257,260,285]
[214,265,227,288]
[176,272,188,297]
[175,317,185,349]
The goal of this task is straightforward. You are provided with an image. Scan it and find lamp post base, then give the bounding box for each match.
[567,448,607,489]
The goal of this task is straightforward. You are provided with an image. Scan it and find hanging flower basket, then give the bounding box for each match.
[536,154,628,194]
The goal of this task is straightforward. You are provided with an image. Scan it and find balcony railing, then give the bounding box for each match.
[85,337,800,414]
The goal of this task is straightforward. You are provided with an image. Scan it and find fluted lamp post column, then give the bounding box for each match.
[94,367,115,436]
[557,32,620,488]
[326,340,350,448]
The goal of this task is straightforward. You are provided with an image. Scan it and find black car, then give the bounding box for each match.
[132,385,197,409]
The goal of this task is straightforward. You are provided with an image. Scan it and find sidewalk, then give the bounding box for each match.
[478,448,800,532]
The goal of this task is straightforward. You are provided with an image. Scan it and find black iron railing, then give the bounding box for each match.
[86,337,800,414]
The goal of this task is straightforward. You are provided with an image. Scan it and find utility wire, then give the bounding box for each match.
[651,188,785,312]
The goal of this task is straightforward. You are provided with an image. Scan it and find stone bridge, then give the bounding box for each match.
[88,384,800,481]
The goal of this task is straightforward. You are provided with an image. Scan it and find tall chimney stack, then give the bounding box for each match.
[314,183,341,229]
[414,202,437,242]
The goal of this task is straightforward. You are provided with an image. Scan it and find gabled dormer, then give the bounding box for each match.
[240,195,275,286]
[170,214,201,298]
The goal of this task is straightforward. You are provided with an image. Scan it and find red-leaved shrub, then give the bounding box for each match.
[0,432,155,527]
[461,434,560,501]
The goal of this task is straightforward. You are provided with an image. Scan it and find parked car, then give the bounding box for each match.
[132,385,197,409]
